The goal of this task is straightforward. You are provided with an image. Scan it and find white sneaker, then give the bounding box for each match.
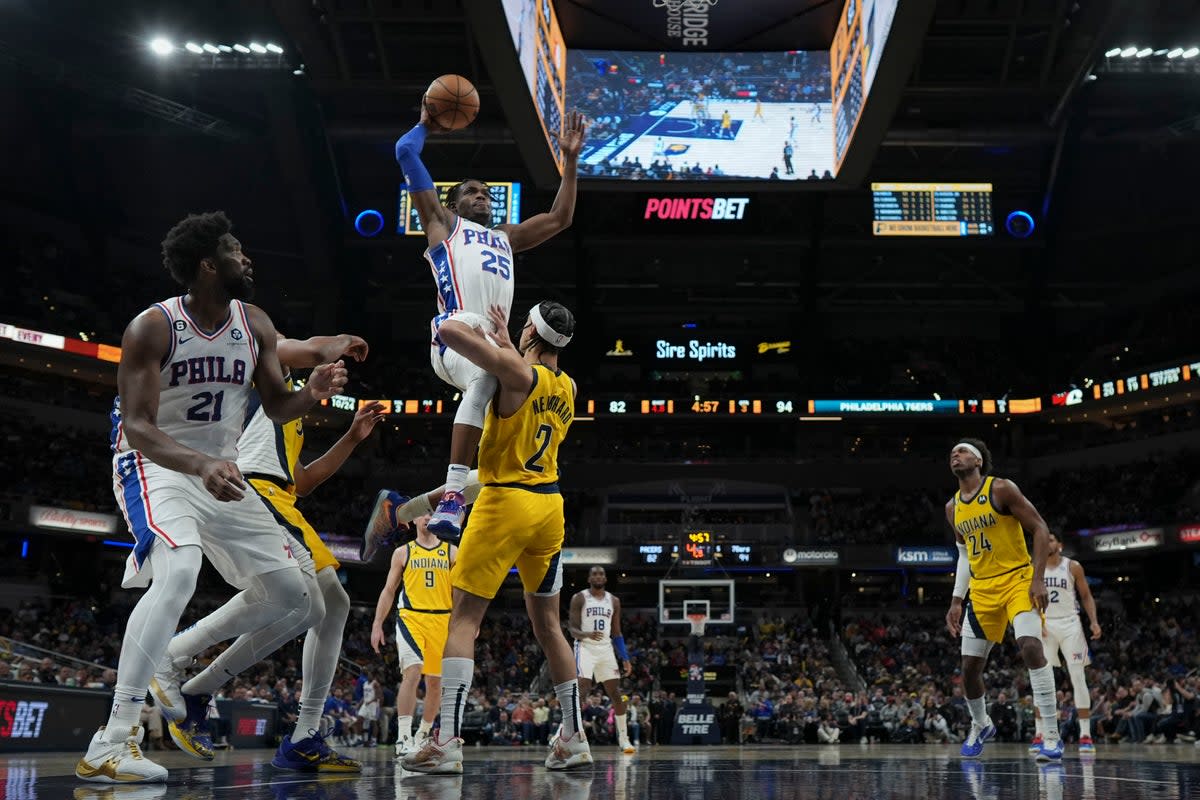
[545,731,593,770]
[149,658,190,723]
[399,735,464,774]
[619,738,636,755]
[75,726,168,784]
[548,724,563,749]
[396,735,414,757]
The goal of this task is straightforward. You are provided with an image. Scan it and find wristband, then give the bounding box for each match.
[613,635,628,661]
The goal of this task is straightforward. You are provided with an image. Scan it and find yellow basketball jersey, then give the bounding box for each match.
[478,364,574,487]
[952,475,1030,580]
[398,541,452,613]
[238,375,304,492]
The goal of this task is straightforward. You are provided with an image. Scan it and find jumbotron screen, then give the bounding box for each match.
[502,0,567,173]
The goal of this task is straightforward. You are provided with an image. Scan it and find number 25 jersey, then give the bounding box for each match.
[425,216,514,329]
[478,364,574,488]
[952,475,1031,581]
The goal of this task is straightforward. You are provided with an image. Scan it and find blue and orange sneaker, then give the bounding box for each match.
[167,693,213,761]
[1036,737,1064,762]
[272,729,361,773]
[960,721,996,759]
[361,490,414,561]
[428,491,466,544]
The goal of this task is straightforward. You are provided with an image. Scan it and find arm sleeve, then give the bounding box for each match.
[394,124,434,192]
[612,635,629,661]
[952,543,970,599]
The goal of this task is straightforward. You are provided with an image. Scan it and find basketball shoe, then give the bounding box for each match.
[1078,735,1095,754]
[166,692,214,760]
[76,726,168,784]
[362,490,414,561]
[1035,737,1064,762]
[399,735,464,774]
[545,730,593,770]
[960,720,996,758]
[428,491,466,543]
[272,729,361,772]
[1028,734,1043,754]
[149,656,192,723]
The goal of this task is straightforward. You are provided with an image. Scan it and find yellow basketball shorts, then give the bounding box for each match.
[396,610,450,676]
[964,565,1036,644]
[452,486,564,600]
[248,478,340,573]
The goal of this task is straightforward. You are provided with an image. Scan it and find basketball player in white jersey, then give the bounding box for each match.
[393,100,587,542]
[77,211,346,783]
[370,513,456,757]
[1030,531,1102,754]
[567,566,635,754]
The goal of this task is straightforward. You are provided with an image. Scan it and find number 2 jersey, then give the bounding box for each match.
[951,475,1031,582]
[425,215,515,343]
[110,296,259,462]
[478,364,575,488]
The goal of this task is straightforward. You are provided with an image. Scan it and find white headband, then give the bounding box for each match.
[954,442,982,461]
[529,304,572,348]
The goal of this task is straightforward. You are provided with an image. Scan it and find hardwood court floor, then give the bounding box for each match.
[6,742,1198,799]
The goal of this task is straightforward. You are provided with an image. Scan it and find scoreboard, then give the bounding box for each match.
[871,182,994,237]
[397,182,521,235]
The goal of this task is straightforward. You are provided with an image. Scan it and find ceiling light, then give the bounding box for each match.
[1135,48,1152,58]
[203,43,220,54]
[233,43,250,53]
[218,44,233,52]
[1153,49,1168,56]
[1104,48,1121,57]
[1120,46,1137,57]
[1167,48,1184,59]
[184,42,204,54]
[149,37,174,57]
[1183,48,1199,59]
[249,42,267,54]
[266,43,283,54]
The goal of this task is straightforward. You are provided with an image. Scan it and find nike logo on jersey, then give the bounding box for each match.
[179,336,194,344]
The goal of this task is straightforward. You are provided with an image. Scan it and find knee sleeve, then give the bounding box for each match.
[1067,664,1090,709]
[147,544,203,617]
[453,371,497,429]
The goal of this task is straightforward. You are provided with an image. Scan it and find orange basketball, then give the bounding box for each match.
[425,74,479,131]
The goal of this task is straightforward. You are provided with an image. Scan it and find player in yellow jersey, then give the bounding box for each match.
[370,512,456,757]
[944,439,1063,762]
[151,332,382,773]
[401,301,592,774]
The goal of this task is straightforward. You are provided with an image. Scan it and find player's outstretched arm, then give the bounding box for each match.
[117,308,246,500]
[294,401,386,497]
[992,478,1051,611]
[500,110,587,252]
[371,545,408,653]
[395,101,453,246]
[246,305,348,423]
[278,334,368,369]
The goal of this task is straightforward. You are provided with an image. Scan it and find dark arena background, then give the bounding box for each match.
[2,0,1200,798]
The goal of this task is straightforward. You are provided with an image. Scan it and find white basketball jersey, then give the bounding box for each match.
[1043,557,1079,619]
[581,591,614,645]
[425,216,515,330]
[362,680,377,705]
[237,376,301,486]
[110,297,259,463]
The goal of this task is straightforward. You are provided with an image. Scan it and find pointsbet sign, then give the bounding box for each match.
[643,196,749,220]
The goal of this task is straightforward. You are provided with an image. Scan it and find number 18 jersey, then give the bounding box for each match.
[110,296,259,462]
[426,216,514,334]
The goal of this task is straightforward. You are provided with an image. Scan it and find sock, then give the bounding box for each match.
[444,464,470,495]
[398,494,433,523]
[555,680,584,739]
[616,713,629,743]
[1029,664,1059,741]
[418,719,433,737]
[439,657,473,740]
[398,715,413,739]
[1035,715,1047,738]
[966,695,990,727]
[104,685,146,741]
[1080,717,1091,738]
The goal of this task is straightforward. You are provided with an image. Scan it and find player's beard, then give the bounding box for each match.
[224,272,255,301]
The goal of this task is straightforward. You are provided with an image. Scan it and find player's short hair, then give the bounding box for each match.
[957,437,992,476]
[444,179,489,208]
[1048,530,1061,543]
[589,565,605,573]
[528,300,575,355]
[161,211,232,287]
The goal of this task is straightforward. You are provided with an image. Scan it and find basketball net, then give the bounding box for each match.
[687,613,707,638]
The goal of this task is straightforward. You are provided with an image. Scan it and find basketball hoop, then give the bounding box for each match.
[687,613,708,637]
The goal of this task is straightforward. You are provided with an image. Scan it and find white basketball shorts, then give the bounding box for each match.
[1041,615,1090,668]
[574,641,620,683]
[430,311,501,392]
[113,451,315,591]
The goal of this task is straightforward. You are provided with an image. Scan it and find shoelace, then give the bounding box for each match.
[127,740,145,760]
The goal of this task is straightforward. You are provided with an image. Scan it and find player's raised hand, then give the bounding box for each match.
[557,110,588,160]
[349,401,386,443]
[199,458,246,502]
[307,360,348,400]
[487,305,516,350]
[341,335,369,362]
[419,94,451,133]
[945,597,964,638]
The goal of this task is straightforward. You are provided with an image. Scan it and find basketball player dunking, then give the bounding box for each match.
[944,439,1064,762]
[391,100,587,542]
[1030,531,1102,754]
[371,513,456,757]
[568,566,636,754]
[401,302,592,774]
[77,212,346,783]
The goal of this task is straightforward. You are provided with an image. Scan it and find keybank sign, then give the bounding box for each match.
[656,339,737,362]
[896,546,957,565]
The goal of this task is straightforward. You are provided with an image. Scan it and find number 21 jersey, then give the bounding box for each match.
[425,216,514,331]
